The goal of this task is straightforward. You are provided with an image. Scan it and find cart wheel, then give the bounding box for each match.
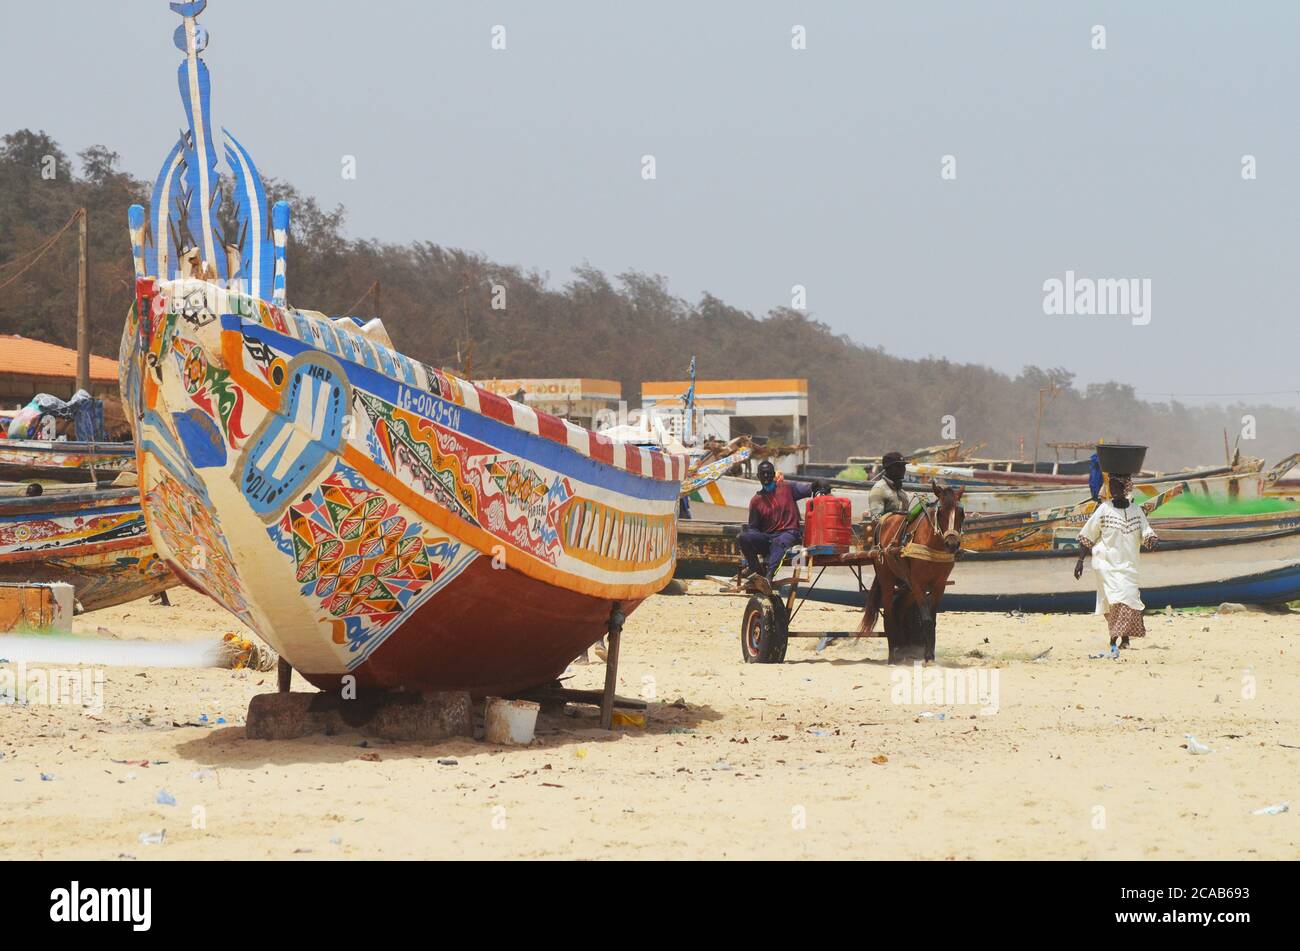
[741,594,789,664]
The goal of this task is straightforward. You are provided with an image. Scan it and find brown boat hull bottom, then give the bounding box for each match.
[0,537,177,614]
[284,556,649,698]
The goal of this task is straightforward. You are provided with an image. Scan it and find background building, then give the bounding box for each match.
[641,378,809,473]
[0,334,124,436]
[474,378,622,430]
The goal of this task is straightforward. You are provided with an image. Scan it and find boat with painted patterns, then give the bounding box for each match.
[119,1,686,696]
[0,439,135,483]
[0,485,176,612]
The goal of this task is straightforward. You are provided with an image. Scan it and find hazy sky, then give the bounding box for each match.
[3,1,1298,408]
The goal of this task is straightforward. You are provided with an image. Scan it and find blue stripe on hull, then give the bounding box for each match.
[792,565,1300,613]
[223,316,678,502]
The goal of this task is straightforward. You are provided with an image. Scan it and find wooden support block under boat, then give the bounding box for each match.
[245,690,474,742]
[0,582,74,634]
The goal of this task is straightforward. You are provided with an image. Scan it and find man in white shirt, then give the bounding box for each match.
[1074,474,1159,648]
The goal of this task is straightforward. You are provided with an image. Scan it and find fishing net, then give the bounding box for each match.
[217,632,278,672]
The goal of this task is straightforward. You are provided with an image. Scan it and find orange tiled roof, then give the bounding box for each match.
[0,335,118,382]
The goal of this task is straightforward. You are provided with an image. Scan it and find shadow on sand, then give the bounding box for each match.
[173,695,727,770]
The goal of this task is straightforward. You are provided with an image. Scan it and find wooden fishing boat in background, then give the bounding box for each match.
[776,525,1300,613]
[676,520,755,579]
[0,485,175,612]
[905,462,1091,488]
[678,484,1300,572]
[0,439,135,483]
[686,462,1263,521]
[120,1,686,696]
[1262,453,1300,497]
[1052,507,1300,548]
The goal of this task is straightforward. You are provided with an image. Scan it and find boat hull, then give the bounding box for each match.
[122,279,684,694]
[312,555,644,696]
[0,487,176,612]
[0,440,136,483]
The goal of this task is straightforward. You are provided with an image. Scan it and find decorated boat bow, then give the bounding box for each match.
[122,1,686,695]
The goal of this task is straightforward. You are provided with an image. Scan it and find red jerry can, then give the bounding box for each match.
[804,495,853,550]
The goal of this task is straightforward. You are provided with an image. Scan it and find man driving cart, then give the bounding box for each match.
[735,460,828,592]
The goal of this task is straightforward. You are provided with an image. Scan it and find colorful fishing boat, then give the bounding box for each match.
[677,486,1300,573]
[961,490,1300,552]
[120,1,686,696]
[0,486,175,612]
[0,439,135,483]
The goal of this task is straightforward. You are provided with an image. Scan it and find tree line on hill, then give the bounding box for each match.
[1,129,1295,472]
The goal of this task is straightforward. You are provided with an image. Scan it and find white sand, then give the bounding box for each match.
[0,586,1296,859]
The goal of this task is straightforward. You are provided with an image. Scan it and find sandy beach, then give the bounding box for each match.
[0,586,1295,860]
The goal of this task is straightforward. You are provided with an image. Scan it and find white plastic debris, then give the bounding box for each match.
[1252,802,1289,816]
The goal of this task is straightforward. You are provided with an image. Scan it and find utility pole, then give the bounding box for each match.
[76,207,90,393]
[1033,383,1061,472]
[458,270,474,380]
[374,280,382,320]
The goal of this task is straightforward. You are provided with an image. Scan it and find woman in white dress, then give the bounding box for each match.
[1073,475,1158,648]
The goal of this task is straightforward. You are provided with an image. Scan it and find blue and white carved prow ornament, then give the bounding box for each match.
[131,1,291,305]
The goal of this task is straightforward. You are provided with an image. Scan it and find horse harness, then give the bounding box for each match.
[898,498,961,565]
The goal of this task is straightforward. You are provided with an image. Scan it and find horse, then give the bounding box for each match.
[860,481,965,664]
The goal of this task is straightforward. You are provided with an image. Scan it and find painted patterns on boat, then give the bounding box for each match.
[0,506,145,553]
[561,500,675,572]
[224,304,678,582]
[179,342,249,448]
[266,463,477,666]
[238,351,350,520]
[354,391,479,524]
[0,488,177,612]
[354,395,576,568]
[144,472,252,624]
[126,278,681,677]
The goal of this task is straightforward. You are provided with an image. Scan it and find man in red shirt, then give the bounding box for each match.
[737,460,824,582]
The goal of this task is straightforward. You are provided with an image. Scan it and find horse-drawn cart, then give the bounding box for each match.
[738,546,876,663]
[721,485,965,664]
[722,544,895,664]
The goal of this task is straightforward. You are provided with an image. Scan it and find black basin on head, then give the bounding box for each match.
[1096,444,1148,475]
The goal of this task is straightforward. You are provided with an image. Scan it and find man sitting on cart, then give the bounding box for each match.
[736,460,826,589]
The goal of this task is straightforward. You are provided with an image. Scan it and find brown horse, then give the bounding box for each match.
[860,481,965,664]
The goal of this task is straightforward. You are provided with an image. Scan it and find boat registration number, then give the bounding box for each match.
[397,386,460,430]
